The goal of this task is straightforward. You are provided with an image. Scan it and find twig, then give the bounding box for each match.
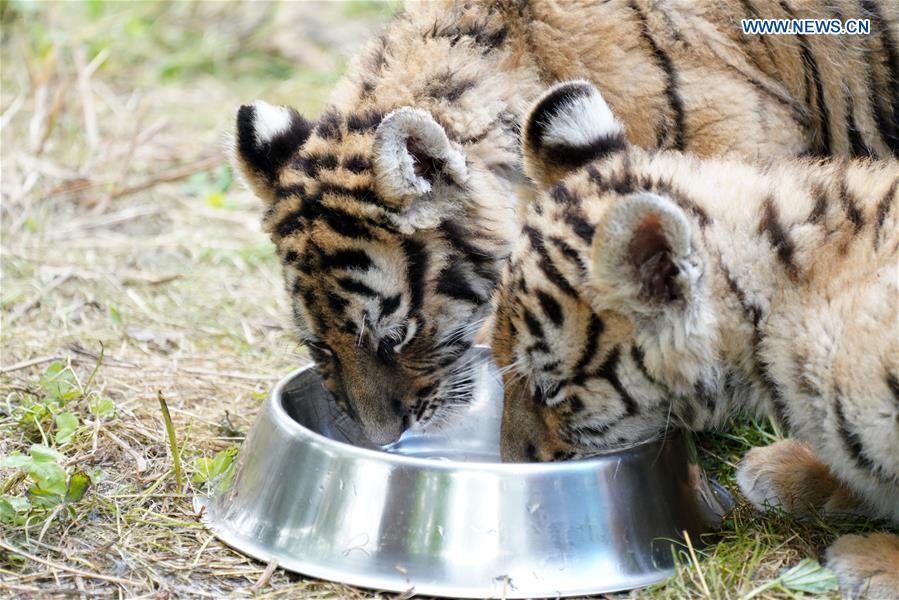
[684,530,712,598]
[250,558,279,591]
[0,539,143,587]
[102,429,148,473]
[7,272,72,325]
[0,355,64,374]
[178,367,280,381]
[107,156,221,201]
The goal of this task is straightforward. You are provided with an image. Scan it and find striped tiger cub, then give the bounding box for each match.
[492,80,898,597]
[233,0,898,445]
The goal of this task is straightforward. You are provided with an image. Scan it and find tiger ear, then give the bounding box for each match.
[372,107,469,231]
[234,101,313,203]
[591,193,701,313]
[522,80,627,188]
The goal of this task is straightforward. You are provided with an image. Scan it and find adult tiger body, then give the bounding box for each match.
[492,80,899,597]
[234,0,898,444]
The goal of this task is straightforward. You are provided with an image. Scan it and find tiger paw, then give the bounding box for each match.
[826,533,899,599]
[736,439,854,517]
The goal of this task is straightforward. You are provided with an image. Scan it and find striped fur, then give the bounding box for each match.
[493,81,899,597]
[234,0,898,444]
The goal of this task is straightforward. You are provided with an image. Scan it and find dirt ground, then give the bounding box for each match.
[0,2,888,599]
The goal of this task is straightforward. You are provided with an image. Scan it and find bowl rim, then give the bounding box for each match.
[270,357,674,475]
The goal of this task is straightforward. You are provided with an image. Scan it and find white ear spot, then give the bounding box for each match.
[541,80,624,147]
[252,101,294,145]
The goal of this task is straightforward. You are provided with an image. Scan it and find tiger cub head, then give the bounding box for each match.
[493,81,715,461]
[234,102,511,445]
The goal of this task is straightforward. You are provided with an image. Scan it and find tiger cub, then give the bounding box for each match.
[234,0,898,445]
[492,81,898,596]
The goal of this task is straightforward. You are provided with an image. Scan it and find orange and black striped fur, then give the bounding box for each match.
[234,0,898,444]
[492,81,899,597]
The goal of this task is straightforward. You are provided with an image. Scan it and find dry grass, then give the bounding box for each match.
[0,2,889,599]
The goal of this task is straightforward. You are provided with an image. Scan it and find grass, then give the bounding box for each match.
[0,1,890,598]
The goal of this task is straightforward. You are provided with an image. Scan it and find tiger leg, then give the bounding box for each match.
[735,438,863,517]
[826,533,899,599]
[737,440,899,598]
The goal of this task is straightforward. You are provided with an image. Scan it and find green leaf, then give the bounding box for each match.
[779,558,840,594]
[28,485,64,508]
[30,444,64,463]
[0,453,31,470]
[0,495,30,524]
[39,361,80,403]
[65,471,91,503]
[55,413,79,444]
[89,396,115,419]
[191,448,236,485]
[27,461,67,496]
[109,305,122,325]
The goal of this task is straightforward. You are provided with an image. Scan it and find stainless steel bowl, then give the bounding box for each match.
[195,348,732,598]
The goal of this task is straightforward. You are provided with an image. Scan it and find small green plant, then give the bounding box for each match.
[191,447,237,488]
[0,444,92,521]
[743,558,839,598]
[181,164,234,209]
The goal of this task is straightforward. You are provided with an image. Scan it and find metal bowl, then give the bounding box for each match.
[195,348,732,598]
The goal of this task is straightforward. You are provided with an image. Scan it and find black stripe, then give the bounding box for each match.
[887,371,899,411]
[860,0,899,154]
[293,196,375,240]
[596,347,639,416]
[379,293,401,318]
[402,238,428,315]
[523,226,579,298]
[629,1,685,150]
[540,132,628,169]
[296,153,338,178]
[759,198,800,280]
[438,220,499,285]
[845,90,873,157]
[526,340,550,355]
[319,249,373,272]
[807,184,829,224]
[283,250,299,264]
[346,109,384,134]
[550,185,578,205]
[779,0,830,155]
[343,154,372,173]
[574,313,604,373]
[425,20,507,51]
[426,71,476,102]
[336,277,378,298]
[317,182,396,212]
[630,345,659,386]
[274,208,305,238]
[548,235,586,271]
[536,290,564,327]
[522,308,544,338]
[567,393,585,413]
[315,110,342,140]
[436,263,485,305]
[833,392,893,481]
[274,183,306,202]
[563,213,595,243]
[874,178,896,246]
[839,179,864,233]
[326,292,349,314]
[723,265,763,326]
